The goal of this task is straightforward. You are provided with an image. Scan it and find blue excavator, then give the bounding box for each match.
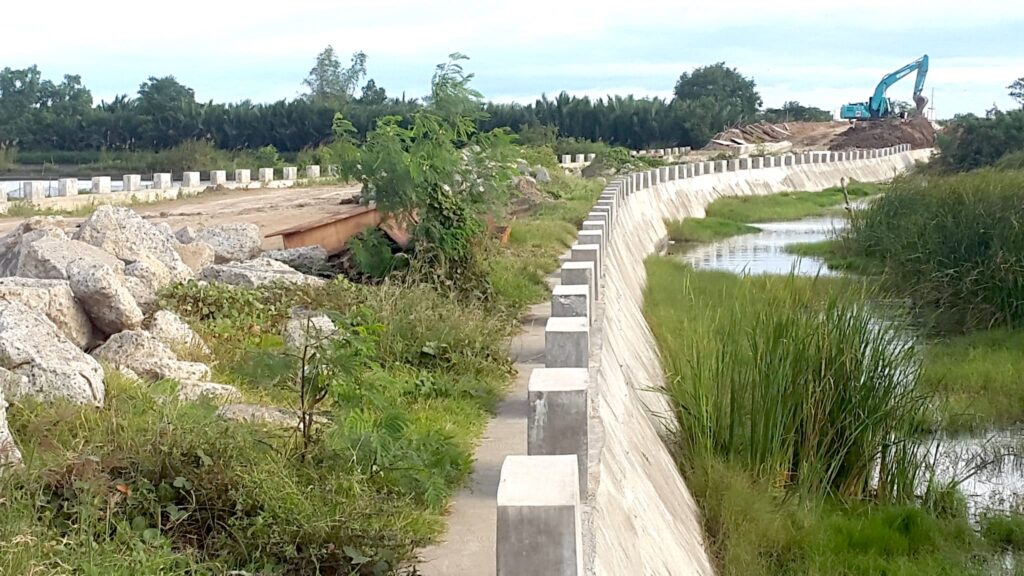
[840,55,929,120]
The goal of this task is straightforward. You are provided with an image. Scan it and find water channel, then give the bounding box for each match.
[674,214,1024,521]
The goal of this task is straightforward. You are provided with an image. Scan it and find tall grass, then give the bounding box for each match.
[644,258,927,501]
[705,181,885,223]
[844,170,1024,331]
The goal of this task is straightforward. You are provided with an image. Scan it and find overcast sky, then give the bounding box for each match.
[6,0,1023,117]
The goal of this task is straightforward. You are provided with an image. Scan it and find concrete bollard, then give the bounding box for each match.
[234,169,251,184]
[751,157,763,170]
[561,261,596,307]
[561,155,571,165]
[123,174,142,192]
[258,167,274,183]
[739,157,751,170]
[581,220,607,251]
[783,155,795,167]
[577,230,603,263]
[57,178,79,197]
[528,368,589,497]
[633,173,642,191]
[551,284,591,325]
[585,153,596,162]
[22,181,47,203]
[727,159,738,171]
[283,166,298,181]
[694,162,704,176]
[210,170,227,186]
[91,176,111,194]
[153,173,172,189]
[641,171,650,188]
[574,154,585,164]
[182,172,201,188]
[496,455,582,576]
[545,317,590,368]
[650,169,660,186]
[305,165,321,179]
[571,243,601,286]
[595,198,615,224]
[591,205,612,235]
[660,166,670,181]
[715,160,727,173]
[588,210,611,234]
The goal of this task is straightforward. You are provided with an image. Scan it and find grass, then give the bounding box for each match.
[921,328,1024,433]
[2,277,514,574]
[665,216,759,244]
[705,181,883,223]
[2,199,103,219]
[487,172,603,312]
[785,239,885,276]
[639,257,1024,575]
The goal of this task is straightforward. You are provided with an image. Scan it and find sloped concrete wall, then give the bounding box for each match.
[587,149,930,575]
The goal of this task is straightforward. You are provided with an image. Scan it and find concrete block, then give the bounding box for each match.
[595,199,615,224]
[561,261,596,305]
[528,368,589,496]
[716,160,728,173]
[545,316,590,368]
[587,210,610,235]
[561,155,571,164]
[633,173,641,192]
[123,174,142,192]
[574,154,585,164]
[739,157,750,170]
[496,455,582,576]
[577,231,603,262]
[751,157,763,169]
[581,220,607,251]
[282,166,298,181]
[182,171,201,188]
[258,168,274,183]
[210,170,227,186]
[660,166,670,181]
[571,243,601,285]
[585,153,596,162]
[234,169,251,184]
[22,181,46,203]
[650,169,659,185]
[783,155,794,166]
[551,284,590,325]
[153,173,172,189]
[727,159,738,172]
[91,176,111,194]
[305,165,321,179]
[58,178,79,197]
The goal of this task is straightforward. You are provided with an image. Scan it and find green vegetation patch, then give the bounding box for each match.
[705,182,883,223]
[665,216,759,244]
[785,239,884,276]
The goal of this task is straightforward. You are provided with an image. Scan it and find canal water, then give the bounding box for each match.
[676,214,1024,521]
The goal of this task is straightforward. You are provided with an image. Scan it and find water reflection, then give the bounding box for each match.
[675,215,846,276]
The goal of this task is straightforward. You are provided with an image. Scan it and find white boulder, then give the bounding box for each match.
[0,379,21,468]
[175,242,216,274]
[263,246,329,273]
[0,277,99,349]
[199,258,324,288]
[217,403,299,428]
[148,310,209,354]
[194,223,262,263]
[0,301,105,406]
[16,236,126,280]
[68,259,144,337]
[283,310,337,351]
[74,206,192,282]
[92,330,211,382]
[176,380,241,403]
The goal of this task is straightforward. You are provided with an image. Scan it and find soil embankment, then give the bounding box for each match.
[830,116,936,151]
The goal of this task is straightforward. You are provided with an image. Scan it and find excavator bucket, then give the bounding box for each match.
[914,94,928,114]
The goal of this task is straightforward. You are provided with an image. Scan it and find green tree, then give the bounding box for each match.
[304,46,368,105]
[136,76,200,149]
[762,100,832,123]
[673,63,762,144]
[1009,77,1024,107]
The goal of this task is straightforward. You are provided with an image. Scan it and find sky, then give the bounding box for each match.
[5,0,1023,118]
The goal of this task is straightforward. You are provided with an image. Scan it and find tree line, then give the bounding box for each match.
[0,49,833,157]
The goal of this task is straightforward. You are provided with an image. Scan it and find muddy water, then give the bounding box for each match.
[677,214,1024,520]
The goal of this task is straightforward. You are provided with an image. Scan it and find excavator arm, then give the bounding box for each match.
[869,55,929,116]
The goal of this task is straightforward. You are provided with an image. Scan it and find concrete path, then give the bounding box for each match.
[416,299,550,575]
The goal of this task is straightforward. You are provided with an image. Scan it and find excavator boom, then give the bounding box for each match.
[840,55,929,120]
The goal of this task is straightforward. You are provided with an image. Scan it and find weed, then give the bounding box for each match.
[665,216,759,244]
[706,182,884,223]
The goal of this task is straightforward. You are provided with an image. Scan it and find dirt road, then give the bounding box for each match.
[0,182,362,250]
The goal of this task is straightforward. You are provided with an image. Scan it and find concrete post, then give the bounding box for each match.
[91,176,111,194]
[545,317,590,368]
[595,198,615,224]
[694,162,704,176]
[258,168,274,184]
[574,154,585,164]
[587,210,610,234]
[585,153,596,162]
[528,368,589,497]
[581,220,607,251]
[783,155,794,166]
[561,261,595,307]
[22,181,46,203]
[739,157,750,170]
[305,165,321,179]
[660,166,670,181]
[649,169,659,186]
[591,206,612,235]
[182,172,201,188]
[234,169,251,184]
[751,157,763,169]
[153,173,172,189]
[561,155,571,164]
[571,243,601,287]
[551,284,590,325]
[716,160,728,173]
[123,174,141,192]
[727,159,738,171]
[282,166,298,181]
[496,455,582,576]
[57,178,79,197]
[577,231,603,263]
[210,170,227,186]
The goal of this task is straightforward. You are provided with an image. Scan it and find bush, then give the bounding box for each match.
[934,109,1024,172]
[844,170,1024,330]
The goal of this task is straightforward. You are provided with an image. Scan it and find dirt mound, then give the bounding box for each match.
[829,116,935,151]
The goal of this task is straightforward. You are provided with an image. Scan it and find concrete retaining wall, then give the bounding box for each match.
[499,144,931,575]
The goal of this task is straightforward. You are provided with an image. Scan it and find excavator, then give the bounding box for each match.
[840,55,929,120]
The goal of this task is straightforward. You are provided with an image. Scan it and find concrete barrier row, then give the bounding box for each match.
[495,142,915,575]
[4,165,331,214]
[631,146,692,158]
[560,153,598,165]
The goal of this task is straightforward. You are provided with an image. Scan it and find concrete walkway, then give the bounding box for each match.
[416,299,550,575]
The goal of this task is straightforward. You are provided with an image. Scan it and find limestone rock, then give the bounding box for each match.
[92,330,211,383]
[0,301,105,406]
[16,236,126,280]
[175,241,215,273]
[198,258,324,288]
[534,166,551,183]
[74,206,192,282]
[217,403,299,428]
[148,310,209,354]
[0,217,69,277]
[121,276,160,315]
[155,222,175,242]
[175,225,199,244]
[516,161,531,175]
[194,223,262,263]
[283,310,337,351]
[68,260,144,336]
[514,176,539,196]
[0,277,99,349]
[263,246,328,274]
[0,380,21,468]
[177,380,241,403]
